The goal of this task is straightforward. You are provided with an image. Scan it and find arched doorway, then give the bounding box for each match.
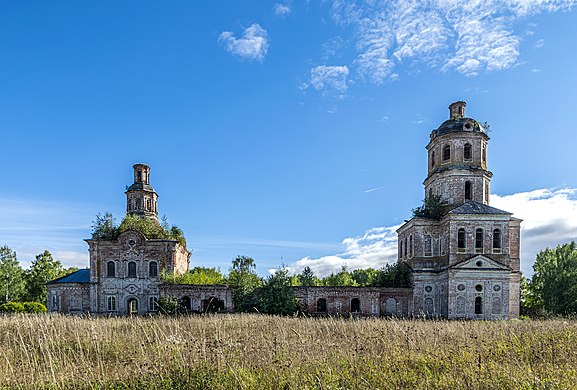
[385,298,397,316]
[127,298,138,315]
[181,296,191,312]
[350,298,361,313]
[202,297,225,313]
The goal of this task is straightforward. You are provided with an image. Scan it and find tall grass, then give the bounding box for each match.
[0,314,576,389]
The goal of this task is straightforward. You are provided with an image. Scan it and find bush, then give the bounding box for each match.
[23,302,47,313]
[0,302,25,313]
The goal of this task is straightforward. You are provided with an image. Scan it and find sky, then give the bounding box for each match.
[1,1,577,278]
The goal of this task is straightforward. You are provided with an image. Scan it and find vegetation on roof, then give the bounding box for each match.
[411,195,448,220]
[91,212,186,246]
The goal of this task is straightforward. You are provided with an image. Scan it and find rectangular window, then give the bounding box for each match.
[424,235,432,257]
[149,296,158,312]
[107,296,117,312]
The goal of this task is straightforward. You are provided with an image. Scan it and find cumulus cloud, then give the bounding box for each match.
[274,3,292,17]
[289,188,577,278]
[324,0,576,82]
[309,65,350,96]
[219,24,269,61]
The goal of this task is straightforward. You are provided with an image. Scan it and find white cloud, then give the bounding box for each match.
[274,3,292,17]
[309,65,350,96]
[323,0,576,83]
[219,24,269,61]
[289,188,577,279]
[535,38,546,48]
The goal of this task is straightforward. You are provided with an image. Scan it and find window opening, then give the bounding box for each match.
[475,296,483,314]
[107,261,115,277]
[464,143,472,160]
[442,145,451,161]
[475,228,484,253]
[465,181,472,201]
[128,261,137,278]
[458,228,466,250]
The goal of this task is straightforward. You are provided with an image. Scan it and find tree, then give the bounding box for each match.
[297,266,320,286]
[529,242,577,316]
[321,265,358,287]
[375,262,411,288]
[91,212,118,240]
[0,245,26,302]
[351,268,380,286]
[226,256,262,312]
[412,195,447,220]
[163,267,225,285]
[24,250,67,303]
[256,267,299,315]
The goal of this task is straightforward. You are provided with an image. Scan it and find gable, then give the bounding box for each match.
[450,255,510,271]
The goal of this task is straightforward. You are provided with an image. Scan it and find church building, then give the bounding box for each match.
[47,101,521,319]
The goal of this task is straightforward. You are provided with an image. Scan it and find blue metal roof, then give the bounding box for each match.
[47,269,91,284]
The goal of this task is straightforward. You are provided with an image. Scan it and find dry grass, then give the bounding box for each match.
[0,314,576,389]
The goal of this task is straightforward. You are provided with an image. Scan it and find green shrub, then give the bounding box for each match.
[22,302,47,313]
[0,302,25,313]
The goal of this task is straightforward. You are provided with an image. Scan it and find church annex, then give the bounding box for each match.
[47,101,521,319]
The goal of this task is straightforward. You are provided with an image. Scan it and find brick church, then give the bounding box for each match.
[47,101,521,319]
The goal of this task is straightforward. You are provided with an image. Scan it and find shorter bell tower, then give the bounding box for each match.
[125,163,158,220]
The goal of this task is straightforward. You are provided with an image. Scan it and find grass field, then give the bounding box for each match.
[1,314,576,389]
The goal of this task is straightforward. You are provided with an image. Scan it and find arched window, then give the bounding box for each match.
[107,296,117,312]
[482,144,487,163]
[493,228,502,251]
[464,143,472,160]
[181,296,191,311]
[442,145,451,161]
[128,261,137,278]
[430,151,436,168]
[429,188,433,199]
[458,228,466,250]
[107,261,115,277]
[149,262,158,277]
[399,240,403,258]
[424,235,432,257]
[317,298,327,312]
[149,297,158,312]
[465,181,472,201]
[404,238,408,257]
[475,296,483,314]
[475,228,484,253]
[135,198,141,210]
[409,235,413,257]
[492,297,501,315]
[351,298,361,313]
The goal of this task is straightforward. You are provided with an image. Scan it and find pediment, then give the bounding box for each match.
[451,255,510,271]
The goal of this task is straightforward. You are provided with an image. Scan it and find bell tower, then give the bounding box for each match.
[125,163,158,220]
[424,101,492,206]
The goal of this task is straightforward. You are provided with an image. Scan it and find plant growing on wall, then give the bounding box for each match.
[411,195,447,220]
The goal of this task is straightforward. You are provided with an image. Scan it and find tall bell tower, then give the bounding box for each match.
[424,101,492,206]
[125,163,158,220]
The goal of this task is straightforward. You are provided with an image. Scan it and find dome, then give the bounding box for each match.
[432,117,484,138]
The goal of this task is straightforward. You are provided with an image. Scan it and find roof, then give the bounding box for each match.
[434,118,484,137]
[448,201,512,215]
[126,182,156,192]
[47,269,90,284]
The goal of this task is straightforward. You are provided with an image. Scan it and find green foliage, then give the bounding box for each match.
[255,267,299,315]
[163,267,225,285]
[528,242,577,316]
[91,212,119,240]
[0,245,26,302]
[412,195,447,220]
[297,266,320,286]
[227,256,262,312]
[157,295,180,315]
[25,251,67,303]
[375,262,412,288]
[0,302,24,313]
[351,268,381,286]
[22,302,47,313]
[322,265,359,287]
[91,212,186,246]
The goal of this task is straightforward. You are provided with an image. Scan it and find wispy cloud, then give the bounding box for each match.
[364,186,385,193]
[219,24,269,61]
[274,3,292,17]
[322,0,576,83]
[308,65,350,97]
[288,188,577,278]
[534,38,546,48]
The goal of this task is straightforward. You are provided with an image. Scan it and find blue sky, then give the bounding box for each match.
[1,1,577,277]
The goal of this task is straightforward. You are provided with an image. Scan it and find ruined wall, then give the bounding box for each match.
[47,284,90,314]
[161,284,234,312]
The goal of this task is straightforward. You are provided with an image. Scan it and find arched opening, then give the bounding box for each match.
[128,298,138,315]
[127,261,137,278]
[464,143,472,160]
[149,262,158,277]
[493,228,502,251]
[385,298,397,316]
[409,235,413,257]
[474,297,483,315]
[465,181,472,201]
[430,151,436,168]
[482,144,487,163]
[202,297,225,313]
[351,298,361,313]
[107,261,115,277]
[475,228,484,253]
[442,145,451,161]
[458,228,466,250]
[492,297,501,315]
[424,297,434,316]
[316,298,327,312]
[404,238,408,257]
[181,296,191,311]
[399,240,403,259]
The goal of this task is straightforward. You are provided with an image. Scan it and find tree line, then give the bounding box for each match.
[0,245,78,311]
